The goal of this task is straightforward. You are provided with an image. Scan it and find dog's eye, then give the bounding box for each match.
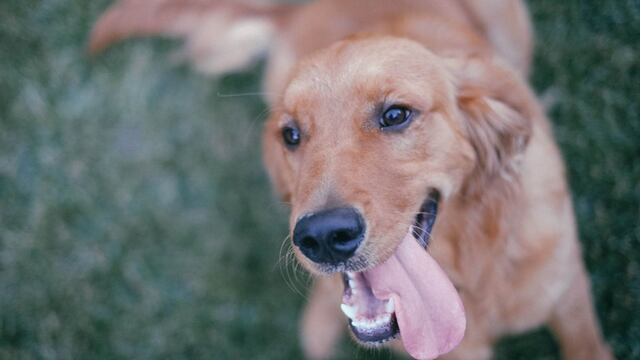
[282,124,301,148]
[380,105,413,130]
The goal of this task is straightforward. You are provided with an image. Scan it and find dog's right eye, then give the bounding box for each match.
[380,105,413,130]
[282,124,301,149]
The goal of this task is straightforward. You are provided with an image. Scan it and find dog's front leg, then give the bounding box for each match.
[549,265,614,360]
[301,274,345,360]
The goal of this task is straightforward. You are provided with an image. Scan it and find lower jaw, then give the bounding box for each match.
[349,316,400,345]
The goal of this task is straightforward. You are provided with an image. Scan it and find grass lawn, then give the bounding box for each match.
[1,0,638,359]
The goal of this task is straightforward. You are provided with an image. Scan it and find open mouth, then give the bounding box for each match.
[341,271,399,344]
[340,192,439,344]
[339,191,466,359]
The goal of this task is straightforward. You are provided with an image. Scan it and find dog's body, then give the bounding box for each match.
[91,1,612,359]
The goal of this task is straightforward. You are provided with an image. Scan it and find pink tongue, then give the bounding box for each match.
[364,230,466,360]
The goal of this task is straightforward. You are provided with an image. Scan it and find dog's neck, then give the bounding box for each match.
[432,172,526,292]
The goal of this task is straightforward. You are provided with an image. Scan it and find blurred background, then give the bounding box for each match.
[1,0,638,359]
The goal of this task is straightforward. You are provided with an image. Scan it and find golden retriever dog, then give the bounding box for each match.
[90,1,613,359]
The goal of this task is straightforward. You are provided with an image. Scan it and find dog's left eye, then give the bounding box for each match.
[380,105,413,130]
[282,124,301,149]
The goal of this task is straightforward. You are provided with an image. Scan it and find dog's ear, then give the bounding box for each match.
[446,56,535,192]
[89,0,292,75]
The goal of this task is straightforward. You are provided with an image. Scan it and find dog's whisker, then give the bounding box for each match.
[284,262,305,298]
[276,234,308,299]
[276,234,291,264]
[287,247,310,298]
[285,251,304,296]
[289,256,310,299]
[276,236,293,279]
[216,91,282,99]
[237,105,274,149]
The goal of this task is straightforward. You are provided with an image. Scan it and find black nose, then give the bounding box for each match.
[293,207,365,265]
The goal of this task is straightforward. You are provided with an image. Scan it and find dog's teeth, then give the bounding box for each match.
[385,298,395,313]
[352,316,391,330]
[349,281,358,295]
[352,319,369,329]
[375,314,389,326]
[340,304,357,319]
[346,272,355,279]
[373,316,389,328]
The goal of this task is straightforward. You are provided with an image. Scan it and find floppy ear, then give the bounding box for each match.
[89,0,292,75]
[447,56,535,192]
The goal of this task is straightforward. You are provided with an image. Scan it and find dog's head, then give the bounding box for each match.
[263,36,532,357]
[264,36,531,273]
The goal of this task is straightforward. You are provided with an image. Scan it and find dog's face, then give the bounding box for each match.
[263,36,530,274]
[265,37,467,273]
[263,36,530,352]
[266,37,479,270]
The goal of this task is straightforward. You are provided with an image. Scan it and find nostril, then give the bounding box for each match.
[300,236,319,250]
[332,229,357,244]
[331,228,362,252]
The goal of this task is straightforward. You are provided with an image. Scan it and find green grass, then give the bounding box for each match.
[0,0,638,359]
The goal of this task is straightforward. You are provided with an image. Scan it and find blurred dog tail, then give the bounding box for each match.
[88,0,295,75]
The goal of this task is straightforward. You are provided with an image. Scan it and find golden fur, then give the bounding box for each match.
[90,1,613,358]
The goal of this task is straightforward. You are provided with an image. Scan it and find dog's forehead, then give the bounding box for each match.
[283,37,446,112]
